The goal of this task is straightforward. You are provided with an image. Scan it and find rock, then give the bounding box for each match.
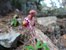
[37,16,57,26]
[35,24,47,33]
[0,28,20,48]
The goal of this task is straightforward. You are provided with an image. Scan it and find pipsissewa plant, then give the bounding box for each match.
[24,40,50,50]
[11,14,19,27]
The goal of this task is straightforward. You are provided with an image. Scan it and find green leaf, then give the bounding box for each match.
[25,45,34,50]
[43,43,50,50]
[11,18,18,27]
[36,40,43,49]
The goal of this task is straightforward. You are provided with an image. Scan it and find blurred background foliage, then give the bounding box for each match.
[0,0,66,17]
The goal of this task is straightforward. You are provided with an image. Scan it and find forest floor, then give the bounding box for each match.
[0,11,66,50]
